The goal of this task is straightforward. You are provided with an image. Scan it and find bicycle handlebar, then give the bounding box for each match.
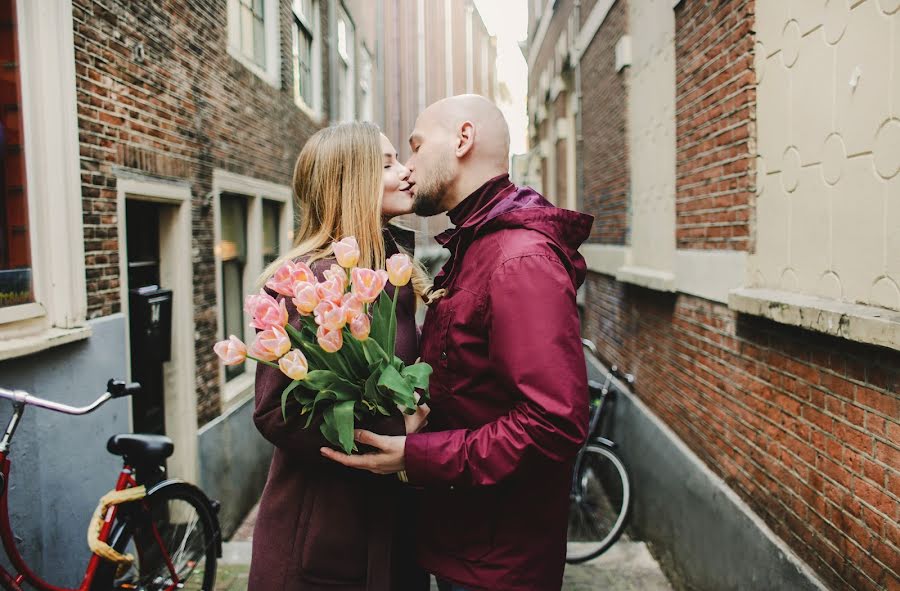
[0,379,140,416]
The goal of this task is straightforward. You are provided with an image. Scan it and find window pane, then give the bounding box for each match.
[262,200,281,267]
[240,4,254,58]
[219,194,248,381]
[0,0,33,309]
[294,22,313,106]
[253,13,266,68]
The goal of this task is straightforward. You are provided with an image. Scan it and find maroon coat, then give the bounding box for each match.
[250,226,428,591]
[404,175,593,591]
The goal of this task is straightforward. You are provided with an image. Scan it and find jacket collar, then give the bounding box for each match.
[435,174,515,246]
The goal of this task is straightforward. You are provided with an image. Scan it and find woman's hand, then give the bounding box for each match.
[401,391,430,434]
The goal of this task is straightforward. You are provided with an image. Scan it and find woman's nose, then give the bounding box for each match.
[399,164,410,181]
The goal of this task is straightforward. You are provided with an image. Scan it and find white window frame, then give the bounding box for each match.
[0,0,90,361]
[227,0,282,89]
[212,170,292,405]
[292,0,323,119]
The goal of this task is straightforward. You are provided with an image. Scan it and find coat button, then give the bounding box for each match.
[440,351,448,360]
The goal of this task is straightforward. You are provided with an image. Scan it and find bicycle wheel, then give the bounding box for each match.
[93,483,218,591]
[566,444,631,564]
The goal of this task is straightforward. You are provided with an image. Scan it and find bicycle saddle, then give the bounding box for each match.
[107,434,174,463]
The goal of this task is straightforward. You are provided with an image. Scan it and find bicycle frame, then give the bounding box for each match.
[0,393,174,591]
[0,443,133,591]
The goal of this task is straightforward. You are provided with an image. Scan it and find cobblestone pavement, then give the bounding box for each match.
[215,504,674,591]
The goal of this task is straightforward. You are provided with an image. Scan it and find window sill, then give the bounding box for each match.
[615,265,677,292]
[0,324,92,362]
[223,369,256,405]
[294,98,324,124]
[227,45,281,89]
[728,287,900,352]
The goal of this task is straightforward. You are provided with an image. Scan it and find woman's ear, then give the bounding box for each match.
[455,121,475,158]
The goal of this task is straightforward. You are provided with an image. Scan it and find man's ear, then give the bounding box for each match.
[455,121,475,158]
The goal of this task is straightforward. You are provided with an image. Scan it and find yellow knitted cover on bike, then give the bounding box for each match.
[87,486,147,565]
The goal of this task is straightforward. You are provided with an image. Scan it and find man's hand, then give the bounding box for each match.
[320,430,406,475]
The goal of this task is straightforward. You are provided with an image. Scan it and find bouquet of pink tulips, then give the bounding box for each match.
[214,237,431,454]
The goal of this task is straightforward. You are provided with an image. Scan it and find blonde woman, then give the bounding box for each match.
[250,122,430,591]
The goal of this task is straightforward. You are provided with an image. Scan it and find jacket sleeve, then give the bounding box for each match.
[404,253,589,487]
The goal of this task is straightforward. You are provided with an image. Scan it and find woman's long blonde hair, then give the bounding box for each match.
[260,122,430,297]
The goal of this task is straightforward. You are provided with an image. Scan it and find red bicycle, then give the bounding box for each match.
[0,379,221,591]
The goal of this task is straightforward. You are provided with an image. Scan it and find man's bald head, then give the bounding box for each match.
[418,94,511,169]
[406,94,511,216]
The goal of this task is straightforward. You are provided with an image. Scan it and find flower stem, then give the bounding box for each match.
[248,355,280,368]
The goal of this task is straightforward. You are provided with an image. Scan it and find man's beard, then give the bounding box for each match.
[412,165,453,217]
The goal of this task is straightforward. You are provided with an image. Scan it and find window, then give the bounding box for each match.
[0,4,32,310]
[238,0,266,69]
[262,199,281,268]
[336,8,355,122]
[219,194,248,382]
[292,0,320,113]
[227,0,280,88]
[213,171,292,401]
[0,0,89,359]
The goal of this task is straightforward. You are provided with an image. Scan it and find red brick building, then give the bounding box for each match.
[528,1,899,589]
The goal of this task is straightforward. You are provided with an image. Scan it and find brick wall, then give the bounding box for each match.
[579,0,628,244]
[582,272,900,590]
[674,0,755,251]
[73,0,325,423]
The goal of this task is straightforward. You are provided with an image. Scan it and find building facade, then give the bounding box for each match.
[0,0,498,582]
[528,1,899,590]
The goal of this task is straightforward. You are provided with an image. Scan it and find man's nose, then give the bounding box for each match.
[398,164,410,181]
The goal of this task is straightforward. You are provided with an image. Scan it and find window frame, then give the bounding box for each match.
[227,0,282,89]
[212,170,292,405]
[0,0,90,361]
[291,0,323,119]
[335,4,356,122]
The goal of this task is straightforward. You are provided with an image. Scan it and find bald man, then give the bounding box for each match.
[322,95,594,591]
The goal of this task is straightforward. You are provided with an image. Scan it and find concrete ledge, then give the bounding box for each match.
[729,287,900,352]
[0,324,92,362]
[616,265,677,292]
[585,356,829,591]
[580,244,629,276]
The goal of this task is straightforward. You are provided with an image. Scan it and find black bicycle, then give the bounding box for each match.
[566,339,633,564]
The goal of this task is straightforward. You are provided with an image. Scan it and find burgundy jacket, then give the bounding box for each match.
[405,176,593,591]
[249,226,428,591]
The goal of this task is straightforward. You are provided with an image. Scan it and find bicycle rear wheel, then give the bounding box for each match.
[94,483,218,591]
[566,443,631,564]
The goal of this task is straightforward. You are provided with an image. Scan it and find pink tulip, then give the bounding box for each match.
[341,292,364,323]
[213,335,247,366]
[386,253,413,287]
[265,260,316,296]
[316,278,344,305]
[317,325,343,353]
[292,281,320,315]
[245,290,289,331]
[332,236,361,268]
[314,299,347,332]
[250,324,291,362]
[324,264,348,293]
[351,268,389,303]
[278,349,309,381]
[349,313,371,341]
